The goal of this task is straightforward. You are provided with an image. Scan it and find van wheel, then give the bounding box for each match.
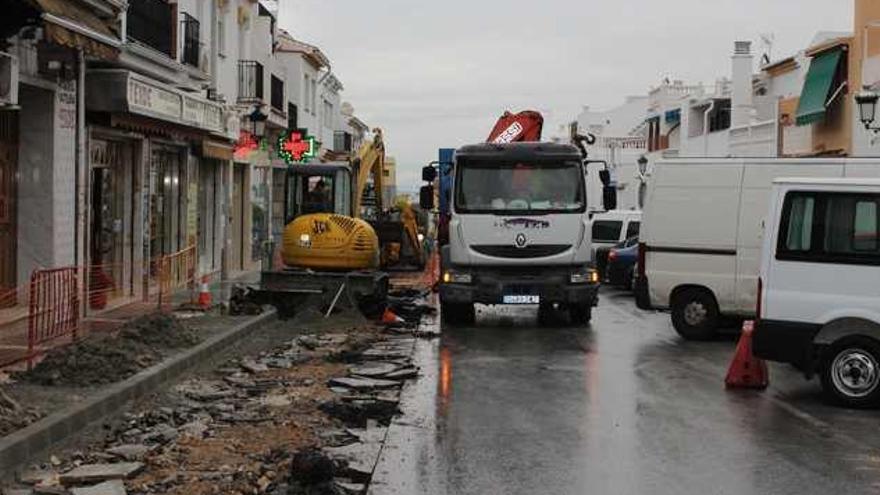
[441,302,475,327]
[569,305,592,326]
[820,337,880,408]
[671,288,719,340]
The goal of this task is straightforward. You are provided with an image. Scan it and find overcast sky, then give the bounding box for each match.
[278,0,851,192]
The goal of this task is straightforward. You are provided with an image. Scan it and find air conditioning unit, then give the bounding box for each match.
[0,52,19,107]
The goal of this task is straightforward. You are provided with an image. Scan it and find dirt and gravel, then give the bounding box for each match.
[1,297,431,495]
[19,314,201,387]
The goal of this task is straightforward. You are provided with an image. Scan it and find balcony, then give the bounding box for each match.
[181,13,200,68]
[128,0,174,58]
[238,61,264,103]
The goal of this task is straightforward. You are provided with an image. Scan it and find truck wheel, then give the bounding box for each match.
[442,302,475,326]
[569,305,592,326]
[820,337,880,408]
[671,288,718,340]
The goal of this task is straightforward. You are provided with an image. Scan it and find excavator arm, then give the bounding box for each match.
[353,128,385,219]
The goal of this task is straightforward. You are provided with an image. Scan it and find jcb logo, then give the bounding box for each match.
[312,220,329,234]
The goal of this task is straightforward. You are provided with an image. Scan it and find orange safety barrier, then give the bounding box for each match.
[420,250,440,290]
[28,267,80,365]
[0,282,36,368]
[156,245,197,310]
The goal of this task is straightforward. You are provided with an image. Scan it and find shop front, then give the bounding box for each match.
[86,69,231,300]
[0,112,17,304]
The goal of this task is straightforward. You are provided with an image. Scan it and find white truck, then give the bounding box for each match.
[435,142,600,326]
[635,158,880,340]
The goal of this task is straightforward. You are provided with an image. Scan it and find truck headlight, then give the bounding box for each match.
[299,234,311,248]
[571,267,599,284]
[442,271,472,284]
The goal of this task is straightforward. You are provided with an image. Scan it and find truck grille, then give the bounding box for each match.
[472,244,571,259]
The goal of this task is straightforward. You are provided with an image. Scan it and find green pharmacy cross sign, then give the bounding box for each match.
[278,130,317,164]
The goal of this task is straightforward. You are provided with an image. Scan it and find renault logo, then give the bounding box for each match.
[515,233,527,248]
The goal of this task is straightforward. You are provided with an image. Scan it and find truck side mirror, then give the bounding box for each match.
[419,185,435,210]
[599,169,611,186]
[422,166,437,182]
[603,186,618,211]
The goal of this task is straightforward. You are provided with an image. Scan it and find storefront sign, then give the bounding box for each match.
[89,70,227,135]
[128,77,181,122]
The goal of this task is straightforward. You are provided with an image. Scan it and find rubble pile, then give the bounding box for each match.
[19,314,200,387]
[6,319,425,495]
[0,388,43,437]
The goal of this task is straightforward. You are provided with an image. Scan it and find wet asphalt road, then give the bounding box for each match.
[370,290,880,495]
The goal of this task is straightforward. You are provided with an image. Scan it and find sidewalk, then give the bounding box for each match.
[0,271,262,370]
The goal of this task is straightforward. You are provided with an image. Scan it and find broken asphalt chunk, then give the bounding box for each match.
[328,377,400,391]
[69,480,126,495]
[59,463,143,485]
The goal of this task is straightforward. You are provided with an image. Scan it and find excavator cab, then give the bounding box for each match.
[284,164,352,219]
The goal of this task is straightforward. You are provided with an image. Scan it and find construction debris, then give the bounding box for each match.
[18,314,200,387]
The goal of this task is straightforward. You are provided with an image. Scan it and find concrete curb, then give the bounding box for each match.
[0,309,277,477]
[367,308,440,495]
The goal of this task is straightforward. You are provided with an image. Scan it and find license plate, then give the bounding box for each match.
[502,295,540,304]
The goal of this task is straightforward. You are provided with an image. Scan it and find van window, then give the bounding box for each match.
[593,220,623,243]
[824,196,880,255]
[625,221,641,239]
[778,192,880,264]
[784,195,814,252]
[854,201,878,252]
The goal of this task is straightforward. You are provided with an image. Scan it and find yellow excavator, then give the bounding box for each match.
[251,129,422,314]
[280,130,387,270]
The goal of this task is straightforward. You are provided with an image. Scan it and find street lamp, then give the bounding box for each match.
[637,155,649,176]
[248,105,268,138]
[855,91,880,131]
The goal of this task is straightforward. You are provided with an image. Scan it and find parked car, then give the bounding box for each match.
[636,157,880,340]
[604,237,639,289]
[596,236,637,280]
[754,178,880,407]
[591,210,641,257]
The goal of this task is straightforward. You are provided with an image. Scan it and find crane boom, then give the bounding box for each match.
[487,110,544,143]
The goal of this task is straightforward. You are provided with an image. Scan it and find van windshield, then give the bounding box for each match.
[455,160,585,214]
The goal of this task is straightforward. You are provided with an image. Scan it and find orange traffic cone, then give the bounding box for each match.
[198,275,212,309]
[381,307,403,324]
[725,320,769,389]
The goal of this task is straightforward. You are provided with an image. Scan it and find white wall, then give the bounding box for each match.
[17,83,76,286]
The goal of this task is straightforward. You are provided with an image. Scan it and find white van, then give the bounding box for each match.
[636,158,880,340]
[754,178,880,407]
[591,209,642,253]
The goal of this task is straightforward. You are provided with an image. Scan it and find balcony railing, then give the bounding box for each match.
[181,13,200,68]
[128,0,174,58]
[238,61,264,102]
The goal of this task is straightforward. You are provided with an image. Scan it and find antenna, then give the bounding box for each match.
[759,33,775,63]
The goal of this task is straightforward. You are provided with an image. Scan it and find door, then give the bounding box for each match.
[230,163,245,271]
[0,113,17,303]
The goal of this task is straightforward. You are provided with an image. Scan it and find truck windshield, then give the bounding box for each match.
[455,160,585,214]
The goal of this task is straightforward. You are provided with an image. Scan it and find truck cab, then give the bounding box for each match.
[438,142,600,325]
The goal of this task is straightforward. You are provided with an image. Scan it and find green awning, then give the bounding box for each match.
[795,48,844,126]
